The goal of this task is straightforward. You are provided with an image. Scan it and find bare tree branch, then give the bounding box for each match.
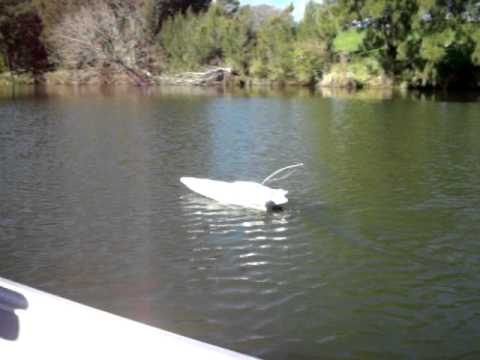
[49,0,152,86]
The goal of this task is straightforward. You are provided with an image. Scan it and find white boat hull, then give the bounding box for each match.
[180,177,288,211]
[0,277,256,359]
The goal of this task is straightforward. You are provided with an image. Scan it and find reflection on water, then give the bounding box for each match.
[318,87,394,100]
[1,86,480,359]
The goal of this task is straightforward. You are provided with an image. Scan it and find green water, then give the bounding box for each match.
[1,86,480,359]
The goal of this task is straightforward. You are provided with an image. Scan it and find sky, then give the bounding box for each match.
[240,0,314,21]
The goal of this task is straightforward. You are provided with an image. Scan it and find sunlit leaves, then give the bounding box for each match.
[161,4,252,72]
[252,12,296,80]
[420,34,446,64]
[471,29,480,65]
[333,29,366,54]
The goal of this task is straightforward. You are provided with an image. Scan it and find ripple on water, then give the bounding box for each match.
[179,192,315,337]
[3,91,480,359]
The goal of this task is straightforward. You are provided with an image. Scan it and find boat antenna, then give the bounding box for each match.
[261,163,304,185]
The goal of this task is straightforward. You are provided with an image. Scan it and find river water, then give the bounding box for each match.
[1,86,480,359]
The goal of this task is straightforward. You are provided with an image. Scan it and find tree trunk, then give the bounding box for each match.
[6,53,16,95]
[114,59,151,87]
[386,42,397,76]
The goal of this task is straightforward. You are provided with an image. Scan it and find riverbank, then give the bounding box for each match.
[38,67,396,90]
[1,66,478,91]
[0,60,394,89]
[0,73,36,87]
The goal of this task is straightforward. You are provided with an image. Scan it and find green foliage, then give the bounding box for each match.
[160,6,223,71]
[160,10,197,70]
[220,7,253,72]
[161,2,309,81]
[292,41,325,84]
[2,0,480,88]
[294,0,342,82]
[148,0,480,86]
[249,58,268,78]
[420,32,449,65]
[298,0,342,43]
[333,30,366,54]
[406,2,480,87]
[325,0,480,87]
[160,4,253,73]
[250,10,296,81]
[143,0,211,37]
[323,56,387,88]
[468,28,480,66]
[349,57,383,80]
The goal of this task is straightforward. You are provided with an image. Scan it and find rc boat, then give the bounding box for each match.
[180,163,303,211]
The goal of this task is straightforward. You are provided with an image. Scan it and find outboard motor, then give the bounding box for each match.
[266,201,284,212]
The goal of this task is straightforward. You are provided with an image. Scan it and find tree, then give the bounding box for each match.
[298,0,342,42]
[48,0,151,85]
[248,4,283,30]
[339,0,419,75]
[221,6,254,72]
[144,0,211,37]
[33,0,83,33]
[160,8,209,70]
[321,0,480,87]
[34,0,144,28]
[250,7,296,81]
[0,0,49,77]
[159,2,254,72]
[395,0,480,87]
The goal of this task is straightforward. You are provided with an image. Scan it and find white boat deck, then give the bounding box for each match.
[0,277,258,359]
